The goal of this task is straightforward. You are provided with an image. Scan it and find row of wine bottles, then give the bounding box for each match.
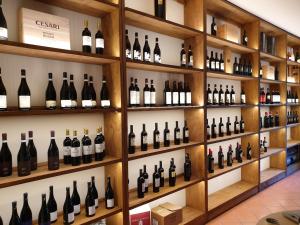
[260,112,280,129]
[128,121,189,154]
[0,70,110,110]
[287,91,299,104]
[259,88,281,104]
[287,111,299,124]
[0,128,105,177]
[207,116,245,140]
[137,156,191,198]
[82,20,104,54]
[6,177,114,225]
[207,84,246,105]
[260,137,268,153]
[207,142,252,173]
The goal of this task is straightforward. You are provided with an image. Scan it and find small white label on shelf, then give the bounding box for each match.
[88,206,95,215]
[83,36,92,46]
[50,211,57,222]
[144,91,151,105]
[130,90,136,105]
[74,204,80,214]
[208,93,212,104]
[180,92,185,105]
[96,38,104,48]
[46,100,56,108]
[186,92,192,104]
[95,199,99,208]
[101,100,111,107]
[172,92,179,105]
[82,100,92,107]
[155,178,160,187]
[67,212,74,223]
[95,143,105,153]
[150,92,156,104]
[71,147,81,157]
[144,52,151,61]
[0,27,8,39]
[61,100,71,108]
[154,54,161,63]
[107,199,114,208]
[220,93,225,103]
[213,93,218,104]
[206,59,210,68]
[216,61,220,69]
[241,94,246,104]
[63,146,71,156]
[166,92,172,105]
[0,95,7,108]
[211,62,216,70]
[19,96,31,108]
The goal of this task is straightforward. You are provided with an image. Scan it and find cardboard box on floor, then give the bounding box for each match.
[151,203,183,225]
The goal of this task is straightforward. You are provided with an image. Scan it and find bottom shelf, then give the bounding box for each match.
[208,181,256,211]
[260,168,286,183]
[179,207,205,225]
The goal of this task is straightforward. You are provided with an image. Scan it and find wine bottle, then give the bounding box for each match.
[0,133,12,177]
[100,76,111,108]
[38,194,50,225]
[218,117,224,137]
[184,153,192,181]
[137,169,145,198]
[129,77,136,107]
[233,57,239,74]
[220,54,224,71]
[48,131,59,171]
[211,17,217,36]
[227,145,233,166]
[213,84,218,105]
[218,146,224,169]
[180,44,186,67]
[154,0,166,19]
[0,68,7,110]
[215,53,220,71]
[209,51,215,71]
[218,84,224,105]
[172,81,179,106]
[154,38,161,63]
[105,177,115,209]
[185,82,192,106]
[63,129,72,165]
[20,193,32,225]
[183,120,189,143]
[158,160,164,187]
[63,187,74,224]
[211,118,217,138]
[150,80,156,106]
[95,20,104,54]
[95,127,105,161]
[226,117,231,136]
[125,29,132,59]
[143,165,149,193]
[164,81,172,106]
[18,69,31,110]
[152,165,160,193]
[133,32,141,61]
[85,182,96,217]
[45,73,57,110]
[135,78,140,107]
[143,35,151,62]
[208,149,214,173]
[225,85,230,105]
[234,116,239,134]
[236,143,243,163]
[206,119,211,140]
[60,72,71,109]
[82,129,92,164]
[0,215,2,225]
[89,76,97,108]
[240,116,245,133]
[168,159,176,187]
[9,202,21,225]
[91,176,99,208]
[206,51,210,70]
[69,74,77,109]
[81,74,92,108]
[0,0,7,40]
[230,85,235,105]
[82,20,92,53]
[242,30,248,46]
[18,133,31,177]
[264,112,269,128]
[241,89,246,104]
[238,58,243,75]
[266,88,271,104]
[47,186,57,224]
[188,45,193,67]
[71,181,81,216]
[163,122,170,147]
[246,143,252,160]
[263,137,268,152]
[207,84,212,105]
[153,123,160,149]
[178,82,185,106]
[174,121,180,145]
[128,125,135,154]
[71,130,81,166]
[27,131,37,171]
[269,112,274,127]
[141,124,148,151]
[275,112,280,126]
[143,79,151,107]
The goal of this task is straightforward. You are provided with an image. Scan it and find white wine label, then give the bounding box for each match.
[83,36,92,46]
[130,137,135,146]
[71,100,77,108]
[88,206,95,215]
[68,212,74,223]
[221,63,224,71]
[171,171,176,177]
[166,92,172,105]
[176,131,180,139]
[185,130,189,137]
[134,50,141,60]
[19,96,31,108]
[156,134,160,143]
[144,52,151,61]
[142,136,147,144]
[226,95,230,103]
[208,93,212,103]
[166,133,170,141]
[130,90,136,105]
[95,143,105,153]
[214,25,217,31]
[61,100,71,108]
[161,172,164,178]
[154,54,161,63]
[46,100,56,108]
[241,95,246,103]
[211,62,216,69]
[50,211,57,222]
[155,178,160,187]
[63,146,71,156]
[189,56,193,66]
[242,123,244,129]
[126,49,132,59]
[0,95,7,108]
[101,100,111,107]
[0,27,8,40]
[151,92,156,104]
[144,179,149,187]
[220,94,225,103]
[173,92,179,104]
[107,199,114,208]
[96,38,104,48]
[182,54,186,65]
[82,100,92,107]
[144,91,151,105]
[213,94,218,103]
[95,199,99,208]
[180,92,185,104]
[245,37,248,42]
[186,92,192,104]
[71,147,81,157]
[83,145,91,155]
[216,62,220,69]
[136,91,140,104]
[231,95,236,103]
[74,205,80,214]
[207,59,210,68]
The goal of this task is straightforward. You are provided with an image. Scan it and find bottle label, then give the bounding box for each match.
[126,49,132,59]
[166,133,170,141]
[206,59,210,68]
[185,130,189,137]
[0,95,7,108]
[171,171,176,177]
[130,137,135,146]
[144,178,149,187]
[142,136,147,144]
[82,100,92,107]
[151,92,156,104]
[242,123,244,129]
[161,172,164,178]
[67,212,74,223]
[101,100,111,107]
[207,127,210,135]
[166,92,172,105]
[173,92,179,104]
[83,145,91,155]
[231,94,236,104]
[83,36,92,46]
[19,96,31,108]
[186,92,191,104]
[155,178,160,187]
[64,146,71,156]
[154,54,161,63]
[89,206,96,215]
[144,91,151,104]
[216,62,220,69]
[189,56,193,66]
[180,92,185,104]
[136,91,140,104]
[94,198,99,207]
[0,161,11,176]
[50,211,57,222]
[225,95,230,103]
[213,93,218,104]
[71,100,77,108]
[46,100,56,108]
[208,93,212,103]
[211,62,215,70]
[156,134,160,143]
[71,147,81,157]
[74,204,80,214]
[95,143,105,153]
[142,182,145,192]
[61,100,71,108]
[176,131,180,139]
[220,94,224,103]
[134,50,141,60]
[182,54,186,65]
[96,38,104,48]
[245,37,248,42]
[107,198,114,208]
[144,52,151,61]
[241,94,246,103]
[214,25,217,31]
[221,63,224,71]
[0,27,8,39]
[158,0,163,4]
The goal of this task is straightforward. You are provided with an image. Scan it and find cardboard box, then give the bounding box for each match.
[262,65,275,80]
[152,206,177,225]
[130,204,151,225]
[160,203,183,224]
[217,23,239,44]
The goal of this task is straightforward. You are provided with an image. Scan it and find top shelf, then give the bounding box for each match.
[125,7,203,39]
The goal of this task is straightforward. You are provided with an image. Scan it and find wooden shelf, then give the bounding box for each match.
[287,103,300,106]
[128,175,202,209]
[260,168,286,183]
[0,40,118,65]
[125,7,202,39]
[37,0,119,17]
[287,123,300,128]
[0,156,121,189]
[127,105,203,112]
[179,207,205,225]
[259,103,285,107]
[128,141,202,161]
[207,104,256,109]
[260,52,285,62]
[260,148,285,160]
[208,181,256,211]
[207,34,257,53]
[207,131,256,145]
[260,126,285,133]
[126,60,202,74]
[287,60,300,66]
[207,71,257,81]
[287,82,300,87]
[0,106,120,117]
[208,158,257,180]
[287,139,300,148]
[260,78,285,84]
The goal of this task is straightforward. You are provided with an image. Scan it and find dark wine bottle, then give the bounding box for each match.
[158,160,164,187]
[60,72,71,109]
[163,122,170,147]
[0,0,7,40]
[20,193,32,225]
[0,133,12,177]
[209,51,215,71]
[17,133,31,177]
[218,117,224,137]
[27,131,37,171]
[135,78,140,106]
[185,82,192,106]
[141,124,148,151]
[187,45,193,67]
[0,67,7,110]
[125,29,132,59]
[38,194,50,225]
[63,129,72,165]
[95,127,105,161]
[240,116,245,133]
[211,17,217,36]
[95,20,104,54]
[218,146,224,169]
[174,121,180,145]
[184,153,192,181]
[154,38,161,63]
[172,81,179,106]
[242,30,248,46]
[207,84,212,105]
[241,89,246,104]
[164,81,172,106]
[71,181,81,216]
[218,84,224,105]
[45,73,57,110]
[226,117,232,136]
[246,143,252,160]
[178,82,185,106]
[153,123,160,149]
[128,125,135,154]
[47,186,57,223]
[183,120,189,143]
[9,202,21,225]
[234,116,239,134]
[18,69,31,110]
[230,85,235,105]
[100,76,110,108]
[105,177,115,209]
[91,176,99,208]
[137,169,145,198]
[233,57,239,74]
[154,0,166,19]
[208,149,214,173]
[82,129,92,164]
[63,187,74,224]
[225,85,230,105]
[48,131,59,171]
[89,76,97,108]
[69,74,77,109]
[211,118,217,139]
[0,215,2,225]
[82,20,92,53]
[180,44,186,67]
[129,77,136,107]
[168,159,176,187]
[143,78,151,107]
[213,84,218,105]
[150,80,156,106]
[152,165,160,193]
[143,35,151,62]
[133,32,141,61]
[227,145,233,167]
[85,182,95,217]
[143,165,149,193]
[220,53,224,71]
[71,130,81,166]
[206,119,211,140]
[215,53,220,71]
[81,74,92,108]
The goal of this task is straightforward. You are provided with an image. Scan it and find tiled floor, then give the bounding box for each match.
[206,171,300,225]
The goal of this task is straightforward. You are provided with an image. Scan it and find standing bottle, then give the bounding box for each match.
[71,130,81,166]
[227,145,233,166]
[60,72,71,109]
[180,43,186,67]
[172,81,179,106]
[85,182,96,217]
[218,146,224,169]
[230,86,235,105]
[240,116,245,133]
[184,153,192,181]
[27,131,37,171]
[81,74,92,108]
[0,68,7,111]
[47,186,57,224]
[91,176,99,208]
[208,149,214,173]
[211,17,217,36]
[154,0,166,19]
[38,194,50,225]
[0,0,7,40]
[125,29,132,59]
[163,122,170,147]
[95,127,105,161]
[82,129,92,164]
[152,165,160,193]
[0,133,12,177]
[20,193,32,225]
[207,119,211,140]
[89,76,97,108]
[95,20,104,54]
[164,81,172,106]
[128,125,136,154]
[135,78,140,107]
[183,120,189,143]
[17,133,31,177]
[18,69,31,110]
[100,76,110,108]
[246,143,252,160]
[133,32,141,61]
[45,73,57,110]
[143,165,149,193]
[218,85,224,105]
[242,30,248,46]
[215,53,220,71]
[241,89,246,104]
[209,51,215,71]
[71,181,81,216]
[188,45,193,67]
[129,77,136,107]
[63,129,72,165]
[220,54,225,71]
[178,82,185,106]
[174,121,181,145]
[143,35,151,62]
[141,124,148,151]
[218,117,224,137]
[168,159,176,186]
[9,202,21,225]
[154,38,161,63]
[150,80,156,106]
[63,187,74,225]
[153,123,160,149]
[207,84,212,105]
[211,118,217,138]
[82,20,92,53]
[185,82,192,106]
[225,85,230,105]
[233,57,239,74]
[48,131,59,171]
[143,79,151,107]
[69,74,77,109]
[137,169,145,198]
[213,84,218,105]
[226,117,232,136]
[158,161,164,187]
[234,116,239,134]
[105,177,115,209]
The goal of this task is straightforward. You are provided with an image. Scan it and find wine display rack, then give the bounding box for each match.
[0,0,300,224]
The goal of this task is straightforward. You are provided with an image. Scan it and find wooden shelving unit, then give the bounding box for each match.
[207,131,257,145]
[207,71,257,81]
